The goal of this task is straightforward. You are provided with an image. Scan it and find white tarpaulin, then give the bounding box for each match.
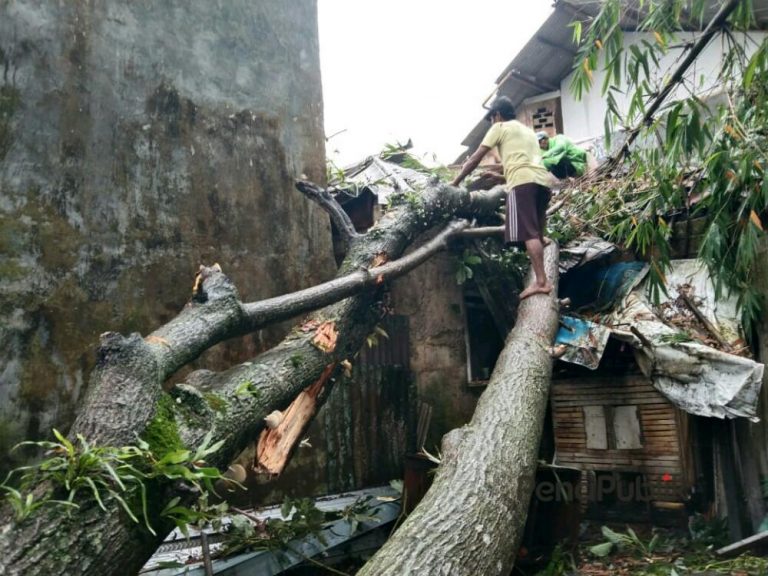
[610,261,764,421]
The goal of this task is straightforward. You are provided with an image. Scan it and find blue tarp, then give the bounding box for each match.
[555,316,611,370]
[560,261,647,312]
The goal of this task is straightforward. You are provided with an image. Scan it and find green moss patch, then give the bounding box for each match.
[141,394,184,458]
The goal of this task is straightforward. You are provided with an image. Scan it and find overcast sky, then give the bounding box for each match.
[317,1,554,166]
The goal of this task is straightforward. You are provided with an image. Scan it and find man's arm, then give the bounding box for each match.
[451,145,491,187]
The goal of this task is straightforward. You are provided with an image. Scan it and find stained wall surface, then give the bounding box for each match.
[0,1,334,467]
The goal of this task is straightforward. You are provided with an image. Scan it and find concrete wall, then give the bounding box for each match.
[390,249,480,450]
[560,31,768,142]
[0,0,334,468]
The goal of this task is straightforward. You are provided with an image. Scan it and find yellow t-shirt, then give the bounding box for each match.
[480,120,551,189]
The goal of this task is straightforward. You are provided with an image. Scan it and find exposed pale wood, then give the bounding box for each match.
[254,363,336,475]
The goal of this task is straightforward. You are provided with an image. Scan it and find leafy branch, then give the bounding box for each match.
[562,0,767,330]
[0,428,239,537]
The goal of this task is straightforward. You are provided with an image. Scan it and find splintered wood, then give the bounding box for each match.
[312,321,338,353]
[253,363,336,476]
[191,263,222,300]
[371,252,389,267]
[144,335,171,347]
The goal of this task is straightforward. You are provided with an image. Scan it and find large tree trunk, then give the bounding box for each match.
[358,242,560,576]
[0,182,505,576]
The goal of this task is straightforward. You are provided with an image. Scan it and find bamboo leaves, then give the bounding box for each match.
[564,0,768,329]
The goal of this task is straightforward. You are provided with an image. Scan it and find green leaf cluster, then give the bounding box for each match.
[454,248,482,284]
[564,1,768,330]
[589,525,662,558]
[224,496,329,555]
[0,427,238,539]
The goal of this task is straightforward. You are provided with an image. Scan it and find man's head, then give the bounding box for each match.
[536,131,550,150]
[485,96,516,123]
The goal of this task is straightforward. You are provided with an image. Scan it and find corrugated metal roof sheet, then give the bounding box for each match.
[334,156,433,206]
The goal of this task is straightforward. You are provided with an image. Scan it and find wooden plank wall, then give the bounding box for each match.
[551,376,688,505]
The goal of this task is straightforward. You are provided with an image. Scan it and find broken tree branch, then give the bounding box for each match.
[680,291,734,351]
[242,218,471,329]
[0,180,504,576]
[295,180,362,244]
[254,363,337,475]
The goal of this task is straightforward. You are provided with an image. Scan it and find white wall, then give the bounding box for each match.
[560,31,767,143]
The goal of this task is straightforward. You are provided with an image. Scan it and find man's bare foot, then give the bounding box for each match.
[519,282,553,300]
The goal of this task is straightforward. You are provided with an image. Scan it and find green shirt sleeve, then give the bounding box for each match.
[542,134,587,176]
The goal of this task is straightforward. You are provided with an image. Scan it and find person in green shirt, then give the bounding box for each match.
[536,131,587,179]
[452,96,553,300]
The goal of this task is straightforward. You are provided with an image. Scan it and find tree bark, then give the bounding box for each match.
[358,242,560,576]
[0,182,505,576]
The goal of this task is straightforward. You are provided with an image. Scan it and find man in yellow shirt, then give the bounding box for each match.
[451,96,553,299]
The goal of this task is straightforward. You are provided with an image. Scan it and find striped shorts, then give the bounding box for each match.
[505,183,551,245]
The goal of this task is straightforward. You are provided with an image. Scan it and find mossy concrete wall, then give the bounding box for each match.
[0,0,334,468]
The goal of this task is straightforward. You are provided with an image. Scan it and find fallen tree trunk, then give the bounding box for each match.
[359,242,560,576]
[0,182,505,576]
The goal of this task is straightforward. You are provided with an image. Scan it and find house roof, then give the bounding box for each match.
[456,0,768,162]
[333,155,433,206]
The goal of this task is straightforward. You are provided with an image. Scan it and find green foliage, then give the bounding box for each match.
[203,393,227,414]
[0,482,77,522]
[564,1,768,329]
[589,525,663,558]
[234,380,261,399]
[270,497,327,546]
[380,141,455,181]
[658,331,694,345]
[141,394,185,457]
[454,248,482,284]
[2,429,151,527]
[454,241,528,289]
[535,544,577,576]
[0,427,237,539]
[688,513,729,548]
[331,494,381,536]
[572,522,768,575]
[365,325,389,348]
[224,497,328,555]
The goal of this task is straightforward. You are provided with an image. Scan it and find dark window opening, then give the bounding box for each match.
[464,285,504,385]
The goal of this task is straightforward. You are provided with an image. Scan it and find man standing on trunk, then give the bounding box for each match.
[451,96,553,299]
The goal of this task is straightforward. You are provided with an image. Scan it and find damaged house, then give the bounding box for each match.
[159,2,768,570]
[453,0,768,544]
[298,0,768,552]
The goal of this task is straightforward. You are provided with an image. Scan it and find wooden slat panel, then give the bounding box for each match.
[583,406,608,450]
[553,376,654,387]
[554,397,670,407]
[614,405,642,449]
